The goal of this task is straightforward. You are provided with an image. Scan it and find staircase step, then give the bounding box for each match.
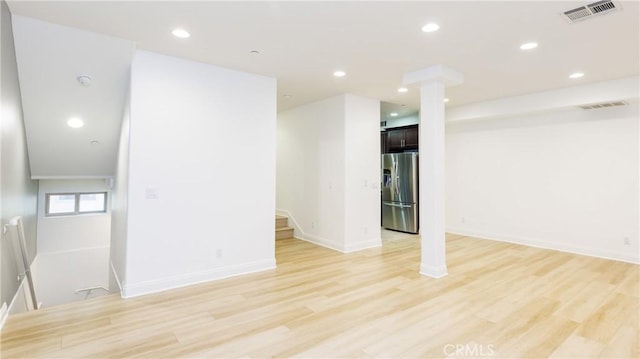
[275,215,288,229]
[275,226,294,240]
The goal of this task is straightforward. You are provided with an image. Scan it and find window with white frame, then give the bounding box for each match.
[45,192,107,216]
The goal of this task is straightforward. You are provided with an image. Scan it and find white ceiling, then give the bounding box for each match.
[11,15,134,178]
[6,1,640,177]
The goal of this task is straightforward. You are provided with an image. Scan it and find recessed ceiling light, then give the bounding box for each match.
[390,113,398,117]
[67,118,84,128]
[520,42,538,50]
[250,50,260,55]
[569,72,584,79]
[333,70,346,77]
[443,98,450,103]
[421,23,440,33]
[90,140,100,145]
[283,94,292,99]
[172,28,190,38]
[398,87,408,93]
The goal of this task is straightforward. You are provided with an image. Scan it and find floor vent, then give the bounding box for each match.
[563,1,620,23]
[579,101,628,110]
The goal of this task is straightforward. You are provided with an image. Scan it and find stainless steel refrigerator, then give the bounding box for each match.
[381,153,419,233]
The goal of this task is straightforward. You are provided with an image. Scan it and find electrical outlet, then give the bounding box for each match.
[311,221,315,229]
[216,249,223,258]
[624,237,631,246]
[461,217,466,224]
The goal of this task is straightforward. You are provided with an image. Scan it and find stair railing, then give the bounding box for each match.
[3,217,38,310]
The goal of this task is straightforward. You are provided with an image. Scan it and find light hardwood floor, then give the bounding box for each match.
[2,234,638,358]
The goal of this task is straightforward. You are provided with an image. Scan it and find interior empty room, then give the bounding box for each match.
[0,1,638,358]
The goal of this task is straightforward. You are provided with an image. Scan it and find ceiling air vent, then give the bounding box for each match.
[579,101,628,110]
[563,1,620,23]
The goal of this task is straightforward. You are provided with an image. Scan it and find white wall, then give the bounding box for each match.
[32,179,111,306]
[277,94,381,252]
[30,247,110,306]
[382,113,419,129]
[277,95,346,249]
[123,50,277,297]
[110,87,130,293]
[36,180,111,251]
[446,103,639,263]
[0,0,38,312]
[344,94,382,251]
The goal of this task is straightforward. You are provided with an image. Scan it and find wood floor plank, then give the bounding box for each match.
[598,325,639,358]
[577,292,638,343]
[2,235,638,358]
[549,333,606,358]
[494,315,579,358]
[555,280,617,323]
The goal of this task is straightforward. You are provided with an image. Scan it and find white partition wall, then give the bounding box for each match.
[277,94,381,252]
[446,103,639,263]
[0,1,38,315]
[343,94,382,252]
[119,50,277,297]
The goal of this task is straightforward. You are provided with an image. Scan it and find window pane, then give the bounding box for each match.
[79,193,106,212]
[48,194,76,214]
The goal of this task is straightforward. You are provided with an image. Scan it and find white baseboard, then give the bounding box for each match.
[276,208,381,253]
[294,233,382,253]
[297,233,344,252]
[122,258,276,298]
[447,226,640,264]
[276,208,344,252]
[344,238,382,253]
[110,261,123,295]
[420,264,448,278]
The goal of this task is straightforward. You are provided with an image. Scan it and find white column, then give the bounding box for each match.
[403,65,463,279]
[418,81,447,277]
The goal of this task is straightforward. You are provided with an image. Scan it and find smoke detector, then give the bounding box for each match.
[77,75,92,86]
[562,1,621,23]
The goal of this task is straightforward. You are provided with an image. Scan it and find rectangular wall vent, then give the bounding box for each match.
[563,1,620,23]
[579,101,628,110]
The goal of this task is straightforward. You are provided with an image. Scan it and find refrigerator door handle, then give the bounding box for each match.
[383,202,412,208]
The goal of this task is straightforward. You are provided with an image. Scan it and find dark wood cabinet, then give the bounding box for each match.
[403,126,418,148]
[382,125,418,153]
[386,129,404,150]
